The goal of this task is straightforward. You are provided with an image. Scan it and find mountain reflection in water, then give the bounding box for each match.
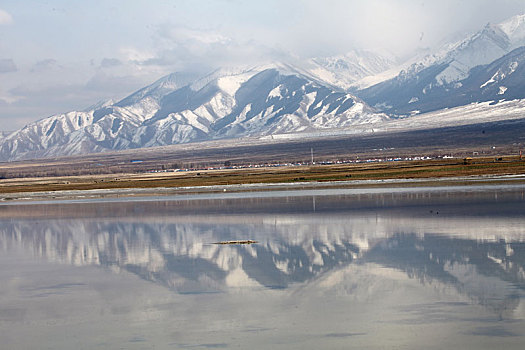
[1,187,525,349]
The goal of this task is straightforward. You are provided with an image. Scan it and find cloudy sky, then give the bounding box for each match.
[1,0,525,131]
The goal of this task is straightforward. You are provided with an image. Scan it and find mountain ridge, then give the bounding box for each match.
[0,63,388,161]
[2,14,525,162]
[357,45,525,115]
[356,14,525,114]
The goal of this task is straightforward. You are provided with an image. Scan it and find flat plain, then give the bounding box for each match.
[1,118,524,198]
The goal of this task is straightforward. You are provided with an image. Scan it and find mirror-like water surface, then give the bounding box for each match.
[1,186,525,349]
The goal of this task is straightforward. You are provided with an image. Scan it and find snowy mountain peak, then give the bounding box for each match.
[83,99,115,112]
[189,65,264,94]
[498,14,525,46]
[369,16,518,91]
[309,49,398,90]
[432,23,510,84]
[117,71,198,107]
[478,23,510,49]
[314,49,397,73]
[188,62,346,97]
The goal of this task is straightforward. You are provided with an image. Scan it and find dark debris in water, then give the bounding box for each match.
[212,240,258,245]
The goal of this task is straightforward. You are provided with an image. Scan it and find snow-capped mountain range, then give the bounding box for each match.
[0,63,388,161]
[2,14,525,162]
[358,14,525,114]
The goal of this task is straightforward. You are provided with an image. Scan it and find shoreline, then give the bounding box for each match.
[2,174,525,204]
[2,156,525,203]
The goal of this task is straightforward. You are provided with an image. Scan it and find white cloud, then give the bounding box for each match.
[133,24,292,75]
[0,9,13,25]
[120,47,156,63]
[158,25,231,46]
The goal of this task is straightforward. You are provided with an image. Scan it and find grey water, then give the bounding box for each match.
[1,186,525,349]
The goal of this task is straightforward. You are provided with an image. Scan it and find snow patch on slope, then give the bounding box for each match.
[498,14,525,47]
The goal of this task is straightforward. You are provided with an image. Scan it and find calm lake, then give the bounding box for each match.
[1,185,525,349]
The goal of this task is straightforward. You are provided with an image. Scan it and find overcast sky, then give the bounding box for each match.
[1,0,525,131]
